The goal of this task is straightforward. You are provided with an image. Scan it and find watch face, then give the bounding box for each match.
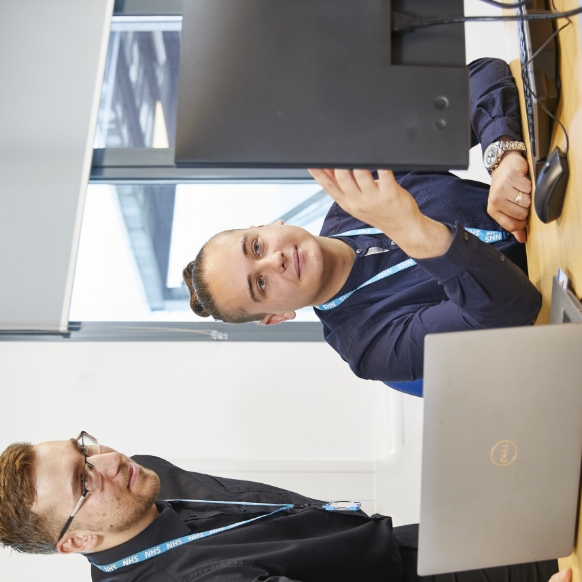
[484,144,499,168]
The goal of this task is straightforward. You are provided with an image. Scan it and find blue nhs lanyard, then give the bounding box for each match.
[315,227,507,311]
[90,499,360,573]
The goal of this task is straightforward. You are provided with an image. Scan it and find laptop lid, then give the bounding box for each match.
[418,324,582,575]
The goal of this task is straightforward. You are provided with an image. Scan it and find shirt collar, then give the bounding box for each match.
[326,236,365,302]
[87,502,188,567]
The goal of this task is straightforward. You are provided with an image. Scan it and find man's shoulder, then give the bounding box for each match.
[131,454,177,473]
[320,202,370,237]
[130,455,211,499]
[130,455,322,504]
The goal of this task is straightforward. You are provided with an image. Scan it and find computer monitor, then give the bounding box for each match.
[174,0,470,170]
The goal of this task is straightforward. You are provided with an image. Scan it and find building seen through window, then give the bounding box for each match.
[94,23,180,149]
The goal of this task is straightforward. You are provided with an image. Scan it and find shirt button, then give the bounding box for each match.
[500,255,505,261]
[463,231,469,241]
[356,249,362,254]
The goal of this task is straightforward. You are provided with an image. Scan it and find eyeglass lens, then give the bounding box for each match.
[79,433,102,493]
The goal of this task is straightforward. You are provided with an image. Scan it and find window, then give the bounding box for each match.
[70,183,331,323]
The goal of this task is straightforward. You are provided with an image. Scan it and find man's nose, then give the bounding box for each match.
[261,251,285,273]
[89,451,123,479]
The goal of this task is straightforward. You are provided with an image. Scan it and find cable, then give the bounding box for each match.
[478,0,531,7]
[392,5,582,33]
[0,325,229,340]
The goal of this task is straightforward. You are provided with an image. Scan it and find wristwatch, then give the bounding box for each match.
[483,140,526,175]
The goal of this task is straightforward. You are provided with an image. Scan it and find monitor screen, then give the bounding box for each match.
[175,0,470,170]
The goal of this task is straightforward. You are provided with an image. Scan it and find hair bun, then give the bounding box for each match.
[193,300,210,317]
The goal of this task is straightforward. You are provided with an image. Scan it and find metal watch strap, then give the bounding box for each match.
[487,140,526,174]
[499,141,526,155]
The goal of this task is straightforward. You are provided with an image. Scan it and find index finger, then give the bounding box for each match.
[308,168,347,201]
[308,168,335,182]
[377,169,396,184]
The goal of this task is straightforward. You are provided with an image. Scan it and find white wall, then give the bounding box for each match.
[0,340,408,581]
[0,341,391,462]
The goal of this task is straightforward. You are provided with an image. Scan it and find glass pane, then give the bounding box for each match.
[93,21,181,148]
[70,184,333,322]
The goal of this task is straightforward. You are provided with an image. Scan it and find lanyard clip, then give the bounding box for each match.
[321,501,361,511]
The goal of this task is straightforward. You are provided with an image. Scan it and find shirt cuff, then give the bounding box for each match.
[415,223,479,283]
[480,119,523,155]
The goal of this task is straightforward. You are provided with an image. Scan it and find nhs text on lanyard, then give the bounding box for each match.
[90,499,361,573]
[316,227,507,311]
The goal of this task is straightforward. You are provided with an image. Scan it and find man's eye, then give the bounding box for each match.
[79,473,89,493]
[258,277,265,291]
[253,241,260,256]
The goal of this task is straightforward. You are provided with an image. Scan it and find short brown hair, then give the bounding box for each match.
[183,234,268,324]
[0,443,59,554]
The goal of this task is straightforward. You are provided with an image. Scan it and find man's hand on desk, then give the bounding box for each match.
[549,568,572,582]
[488,150,532,243]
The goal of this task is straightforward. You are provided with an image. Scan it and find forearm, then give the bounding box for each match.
[468,58,523,152]
[351,229,541,382]
[416,225,541,327]
[376,212,453,260]
[326,169,455,260]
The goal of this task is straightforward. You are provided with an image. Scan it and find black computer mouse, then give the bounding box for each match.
[534,146,569,223]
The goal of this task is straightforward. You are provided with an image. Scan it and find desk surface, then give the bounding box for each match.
[507,0,582,324]
[506,0,582,576]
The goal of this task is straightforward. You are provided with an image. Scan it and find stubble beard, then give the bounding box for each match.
[79,466,161,535]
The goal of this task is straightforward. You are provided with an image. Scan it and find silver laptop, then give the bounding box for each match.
[418,324,582,575]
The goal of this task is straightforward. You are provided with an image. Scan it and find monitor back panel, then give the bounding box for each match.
[418,324,582,575]
[175,0,469,170]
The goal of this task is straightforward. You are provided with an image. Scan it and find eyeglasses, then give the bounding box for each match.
[57,431,102,542]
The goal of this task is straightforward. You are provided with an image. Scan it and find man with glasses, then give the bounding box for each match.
[0,433,568,582]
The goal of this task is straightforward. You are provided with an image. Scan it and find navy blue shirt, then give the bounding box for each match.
[315,59,542,385]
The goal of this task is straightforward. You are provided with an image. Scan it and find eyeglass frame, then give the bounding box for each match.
[57,431,102,542]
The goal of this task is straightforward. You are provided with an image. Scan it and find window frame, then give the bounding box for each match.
[0,322,325,342]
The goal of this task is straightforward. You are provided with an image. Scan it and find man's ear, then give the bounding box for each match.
[57,532,101,555]
[261,311,296,326]
[248,220,284,229]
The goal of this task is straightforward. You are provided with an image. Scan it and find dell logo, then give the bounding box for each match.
[490,440,518,467]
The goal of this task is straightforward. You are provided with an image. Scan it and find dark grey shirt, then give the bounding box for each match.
[89,456,404,582]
